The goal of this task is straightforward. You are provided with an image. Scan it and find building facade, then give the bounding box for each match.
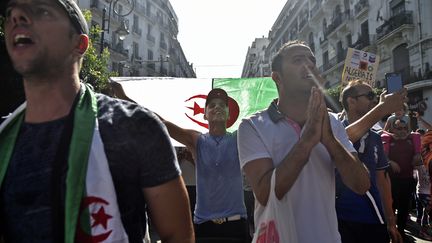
[77,0,196,78]
[244,0,432,127]
[241,37,270,78]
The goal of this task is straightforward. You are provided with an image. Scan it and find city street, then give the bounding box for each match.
[405,214,432,242]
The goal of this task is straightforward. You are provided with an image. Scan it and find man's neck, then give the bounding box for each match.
[347,112,361,124]
[277,96,309,126]
[23,75,81,123]
[208,121,227,136]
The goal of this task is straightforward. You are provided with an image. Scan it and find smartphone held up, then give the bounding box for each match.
[385,72,403,94]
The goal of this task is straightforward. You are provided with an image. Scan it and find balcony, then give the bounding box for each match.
[111,43,128,57]
[320,36,328,46]
[325,10,350,37]
[351,34,370,50]
[354,0,369,17]
[376,11,414,40]
[133,54,142,62]
[323,56,338,71]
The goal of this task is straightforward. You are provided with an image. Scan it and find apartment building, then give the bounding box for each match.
[241,37,270,78]
[77,0,196,78]
[244,0,432,125]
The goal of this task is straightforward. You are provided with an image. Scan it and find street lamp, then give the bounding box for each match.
[100,0,136,54]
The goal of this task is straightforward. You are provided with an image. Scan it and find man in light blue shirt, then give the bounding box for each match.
[159,88,248,242]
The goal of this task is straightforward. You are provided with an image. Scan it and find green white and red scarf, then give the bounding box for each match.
[0,84,128,242]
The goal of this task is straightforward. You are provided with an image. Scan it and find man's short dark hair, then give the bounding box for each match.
[340,80,368,112]
[271,40,309,73]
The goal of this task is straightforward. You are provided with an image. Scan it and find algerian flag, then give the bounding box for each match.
[112,77,278,139]
[0,84,128,243]
[213,77,278,131]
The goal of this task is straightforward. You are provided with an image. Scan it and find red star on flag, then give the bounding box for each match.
[91,206,113,229]
[187,101,204,115]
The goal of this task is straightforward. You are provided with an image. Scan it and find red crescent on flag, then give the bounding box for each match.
[184,94,240,129]
[75,196,113,242]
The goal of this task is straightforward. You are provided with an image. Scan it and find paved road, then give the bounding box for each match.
[404,215,432,243]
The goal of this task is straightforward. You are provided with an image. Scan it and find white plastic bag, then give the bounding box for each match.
[252,170,298,243]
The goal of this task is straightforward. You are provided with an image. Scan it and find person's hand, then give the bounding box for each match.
[320,93,335,147]
[413,111,420,119]
[301,87,324,148]
[389,161,401,173]
[379,88,408,115]
[387,223,403,243]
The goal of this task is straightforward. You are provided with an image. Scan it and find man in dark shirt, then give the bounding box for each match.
[0,0,194,242]
[337,80,402,243]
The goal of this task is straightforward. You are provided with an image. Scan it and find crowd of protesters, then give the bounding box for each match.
[2,1,432,242]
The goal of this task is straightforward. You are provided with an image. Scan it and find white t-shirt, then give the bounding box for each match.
[238,109,355,243]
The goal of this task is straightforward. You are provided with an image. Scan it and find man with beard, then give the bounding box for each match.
[0,1,193,242]
[237,40,370,242]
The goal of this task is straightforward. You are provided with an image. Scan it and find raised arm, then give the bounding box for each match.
[346,89,407,143]
[143,177,194,243]
[156,114,200,161]
[321,108,370,194]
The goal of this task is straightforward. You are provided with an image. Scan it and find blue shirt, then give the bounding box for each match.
[194,132,247,224]
[1,118,65,243]
[336,121,389,224]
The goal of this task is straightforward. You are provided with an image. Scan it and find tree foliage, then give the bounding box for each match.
[80,10,117,94]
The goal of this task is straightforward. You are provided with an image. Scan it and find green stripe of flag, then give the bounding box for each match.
[65,84,97,242]
[213,77,278,131]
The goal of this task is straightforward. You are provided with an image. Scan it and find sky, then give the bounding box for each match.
[169,0,287,78]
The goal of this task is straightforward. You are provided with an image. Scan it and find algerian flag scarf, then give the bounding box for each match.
[0,84,128,242]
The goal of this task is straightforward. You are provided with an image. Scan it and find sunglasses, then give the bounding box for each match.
[353,91,376,101]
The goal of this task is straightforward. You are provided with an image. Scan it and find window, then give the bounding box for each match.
[323,51,329,67]
[133,15,139,29]
[160,32,165,42]
[360,20,369,40]
[346,33,352,47]
[146,2,151,16]
[111,32,117,46]
[148,49,154,60]
[308,32,315,52]
[147,24,152,35]
[323,18,327,34]
[133,42,139,58]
